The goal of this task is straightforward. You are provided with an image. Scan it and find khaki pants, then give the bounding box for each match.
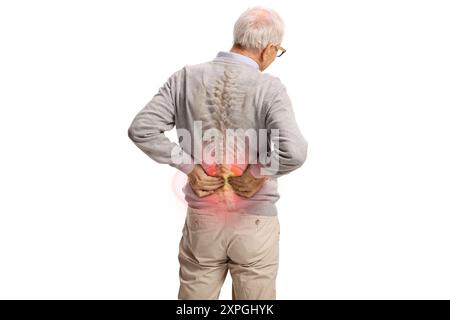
[178,207,280,300]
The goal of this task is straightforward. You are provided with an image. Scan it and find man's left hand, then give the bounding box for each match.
[228,165,268,198]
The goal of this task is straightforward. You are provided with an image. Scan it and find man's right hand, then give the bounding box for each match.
[187,164,225,197]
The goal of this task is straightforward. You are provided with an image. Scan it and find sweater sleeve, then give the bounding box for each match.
[127,68,195,175]
[249,79,308,178]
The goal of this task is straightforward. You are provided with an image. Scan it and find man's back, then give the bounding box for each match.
[130,52,308,215]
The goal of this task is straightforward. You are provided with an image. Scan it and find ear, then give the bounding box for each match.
[260,44,272,60]
[263,43,276,59]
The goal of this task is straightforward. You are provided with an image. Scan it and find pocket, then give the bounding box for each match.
[184,212,222,252]
[186,212,218,232]
[236,214,275,232]
[228,215,279,264]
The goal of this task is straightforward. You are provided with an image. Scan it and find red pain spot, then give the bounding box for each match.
[230,164,244,176]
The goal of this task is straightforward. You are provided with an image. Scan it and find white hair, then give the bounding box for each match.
[232,6,285,51]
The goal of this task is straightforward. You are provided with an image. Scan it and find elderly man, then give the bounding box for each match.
[128,6,308,299]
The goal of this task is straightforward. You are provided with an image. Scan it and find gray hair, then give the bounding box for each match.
[232,6,284,51]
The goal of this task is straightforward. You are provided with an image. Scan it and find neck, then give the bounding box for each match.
[229,45,262,70]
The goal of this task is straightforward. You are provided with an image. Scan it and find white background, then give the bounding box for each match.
[1,0,449,299]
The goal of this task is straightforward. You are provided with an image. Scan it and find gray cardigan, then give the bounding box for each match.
[128,52,308,215]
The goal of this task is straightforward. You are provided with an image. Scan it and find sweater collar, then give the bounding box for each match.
[215,51,259,70]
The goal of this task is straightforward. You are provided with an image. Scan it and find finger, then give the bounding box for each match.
[230,180,262,194]
[198,179,225,187]
[229,183,246,192]
[235,191,251,198]
[227,180,239,189]
[246,190,257,198]
[228,177,243,185]
[198,174,224,183]
[195,189,211,196]
[197,190,215,198]
[198,183,225,190]
[229,180,247,189]
[229,176,250,184]
[198,182,225,191]
[230,184,250,193]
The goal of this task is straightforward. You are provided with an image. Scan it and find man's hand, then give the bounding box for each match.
[187,164,225,198]
[228,165,268,198]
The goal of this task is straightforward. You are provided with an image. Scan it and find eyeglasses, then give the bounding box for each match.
[276,45,286,57]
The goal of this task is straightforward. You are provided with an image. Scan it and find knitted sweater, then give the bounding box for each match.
[128,52,308,216]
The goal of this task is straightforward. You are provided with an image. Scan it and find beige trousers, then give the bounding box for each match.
[178,207,280,300]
